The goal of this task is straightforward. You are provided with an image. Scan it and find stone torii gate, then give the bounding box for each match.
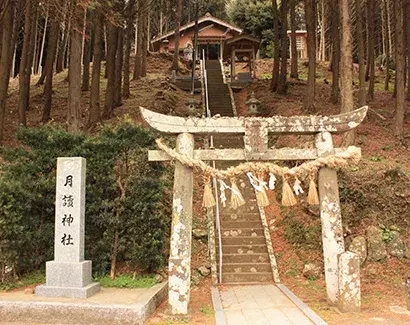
[140,106,368,315]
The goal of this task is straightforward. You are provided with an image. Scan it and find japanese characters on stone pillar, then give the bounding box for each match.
[36,157,100,298]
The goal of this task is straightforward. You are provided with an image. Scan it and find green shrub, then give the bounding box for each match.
[0,119,171,282]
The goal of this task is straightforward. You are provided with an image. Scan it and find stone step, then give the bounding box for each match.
[219,236,266,246]
[220,212,261,222]
[222,272,273,283]
[219,263,272,273]
[220,221,262,229]
[215,244,268,254]
[219,228,264,237]
[217,253,270,264]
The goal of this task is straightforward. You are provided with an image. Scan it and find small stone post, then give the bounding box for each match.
[36,157,100,298]
[168,133,194,315]
[338,252,361,312]
[315,132,345,305]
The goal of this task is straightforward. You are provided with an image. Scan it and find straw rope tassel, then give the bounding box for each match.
[256,173,270,207]
[282,176,297,206]
[230,179,246,210]
[202,177,216,208]
[308,174,320,205]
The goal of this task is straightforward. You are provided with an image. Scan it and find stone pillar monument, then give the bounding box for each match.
[36,157,100,298]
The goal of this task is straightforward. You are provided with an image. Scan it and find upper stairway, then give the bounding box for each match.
[205,60,234,117]
[204,60,274,285]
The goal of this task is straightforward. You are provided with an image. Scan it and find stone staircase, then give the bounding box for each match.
[206,60,234,117]
[205,60,274,284]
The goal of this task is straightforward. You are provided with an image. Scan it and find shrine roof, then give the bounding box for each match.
[151,13,242,43]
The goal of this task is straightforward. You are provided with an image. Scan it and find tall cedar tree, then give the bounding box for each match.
[81,10,92,92]
[88,7,103,128]
[172,0,182,71]
[103,22,118,118]
[406,0,410,101]
[141,6,149,77]
[394,0,405,137]
[304,0,316,112]
[289,0,298,79]
[271,0,280,91]
[42,19,60,122]
[56,2,71,73]
[133,7,143,80]
[356,0,366,106]
[329,0,340,104]
[277,0,288,94]
[367,0,375,99]
[114,28,124,107]
[123,0,136,98]
[340,0,355,145]
[382,0,391,91]
[18,0,34,126]
[67,1,84,132]
[0,0,13,144]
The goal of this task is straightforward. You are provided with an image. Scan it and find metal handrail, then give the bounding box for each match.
[202,51,223,284]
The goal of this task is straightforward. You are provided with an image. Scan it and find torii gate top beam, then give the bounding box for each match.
[140,106,368,135]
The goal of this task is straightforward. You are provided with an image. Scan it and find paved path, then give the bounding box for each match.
[219,285,315,325]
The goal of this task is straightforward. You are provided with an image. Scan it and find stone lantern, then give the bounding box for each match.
[163,39,169,53]
[186,98,201,116]
[246,92,261,116]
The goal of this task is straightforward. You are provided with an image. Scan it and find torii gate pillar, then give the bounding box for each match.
[316,131,345,305]
[168,133,194,315]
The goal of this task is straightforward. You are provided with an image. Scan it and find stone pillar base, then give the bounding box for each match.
[35,260,100,299]
[35,282,100,299]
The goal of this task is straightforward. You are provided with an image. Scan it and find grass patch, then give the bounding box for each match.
[200,305,214,316]
[95,274,158,288]
[0,270,45,291]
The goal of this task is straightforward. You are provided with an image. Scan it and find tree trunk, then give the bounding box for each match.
[367,0,375,99]
[110,229,119,279]
[56,2,71,73]
[42,19,60,122]
[289,0,298,79]
[0,1,13,144]
[141,6,149,77]
[81,10,91,91]
[28,5,38,80]
[88,9,102,128]
[67,2,84,132]
[356,0,366,106]
[329,0,340,104]
[35,8,48,75]
[406,0,410,101]
[133,9,143,80]
[8,6,20,77]
[394,0,405,137]
[271,0,280,91]
[172,0,182,71]
[123,0,136,99]
[340,0,355,145]
[320,0,326,61]
[382,0,391,91]
[114,28,124,107]
[103,21,118,118]
[304,0,316,112]
[277,0,288,94]
[18,0,34,126]
[37,12,59,87]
